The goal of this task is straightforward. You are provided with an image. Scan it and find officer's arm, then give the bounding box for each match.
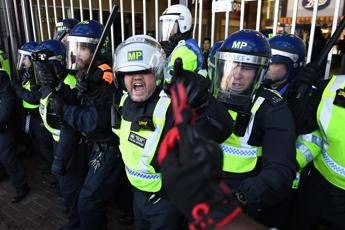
[194,97,234,143]
[0,87,15,122]
[238,102,297,209]
[62,105,98,133]
[13,84,41,104]
[296,129,323,170]
[287,80,328,135]
[58,82,80,105]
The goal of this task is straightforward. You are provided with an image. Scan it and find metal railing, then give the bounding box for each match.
[1,0,344,78]
[211,0,343,78]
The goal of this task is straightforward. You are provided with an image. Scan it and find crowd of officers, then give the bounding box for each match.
[0,3,344,230]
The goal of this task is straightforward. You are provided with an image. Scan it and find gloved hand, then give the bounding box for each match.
[295,62,322,86]
[168,58,211,111]
[35,62,56,87]
[158,83,242,229]
[293,62,322,99]
[48,94,66,119]
[22,70,33,84]
[76,75,89,96]
[51,156,67,176]
[88,68,105,83]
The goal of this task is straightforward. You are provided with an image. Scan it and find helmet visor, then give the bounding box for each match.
[214,52,268,106]
[66,36,98,71]
[32,61,51,86]
[31,50,65,86]
[158,15,179,42]
[16,50,32,70]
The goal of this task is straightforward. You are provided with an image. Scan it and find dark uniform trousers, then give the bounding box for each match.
[78,143,124,230]
[52,139,89,211]
[291,165,345,230]
[0,132,27,192]
[25,112,53,167]
[133,189,184,230]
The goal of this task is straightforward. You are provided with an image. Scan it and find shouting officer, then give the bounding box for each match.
[213,29,297,228]
[112,34,233,229]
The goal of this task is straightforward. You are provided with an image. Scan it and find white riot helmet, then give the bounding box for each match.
[159,4,192,43]
[113,35,166,87]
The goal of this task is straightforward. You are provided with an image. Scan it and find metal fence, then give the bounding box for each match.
[0,0,344,78]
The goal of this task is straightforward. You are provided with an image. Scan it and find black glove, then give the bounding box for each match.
[158,83,241,229]
[48,94,66,119]
[22,70,33,84]
[35,62,56,87]
[87,68,105,83]
[76,76,89,96]
[51,156,66,176]
[293,62,322,99]
[169,58,211,111]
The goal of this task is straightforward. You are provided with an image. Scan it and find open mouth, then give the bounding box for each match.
[133,82,145,91]
[231,82,244,90]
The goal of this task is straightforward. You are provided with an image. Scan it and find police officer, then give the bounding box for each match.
[112,34,233,229]
[0,48,11,178]
[53,18,80,89]
[33,40,88,229]
[0,69,29,203]
[50,19,122,230]
[158,83,265,229]
[265,34,306,97]
[213,29,297,228]
[159,4,207,78]
[289,65,345,229]
[53,18,80,46]
[0,49,11,76]
[11,41,54,173]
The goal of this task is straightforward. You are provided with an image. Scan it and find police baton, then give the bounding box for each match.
[86,4,119,75]
[78,3,119,100]
[296,16,345,99]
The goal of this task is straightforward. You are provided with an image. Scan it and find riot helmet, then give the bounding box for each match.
[32,39,67,86]
[113,35,165,101]
[53,18,80,44]
[267,34,306,85]
[16,41,38,70]
[66,20,104,71]
[159,4,192,55]
[213,29,271,107]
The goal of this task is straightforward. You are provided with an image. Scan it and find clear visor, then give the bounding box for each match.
[16,50,32,70]
[66,36,98,71]
[158,15,179,42]
[32,61,50,85]
[214,57,266,106]
[271,48,299,63]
